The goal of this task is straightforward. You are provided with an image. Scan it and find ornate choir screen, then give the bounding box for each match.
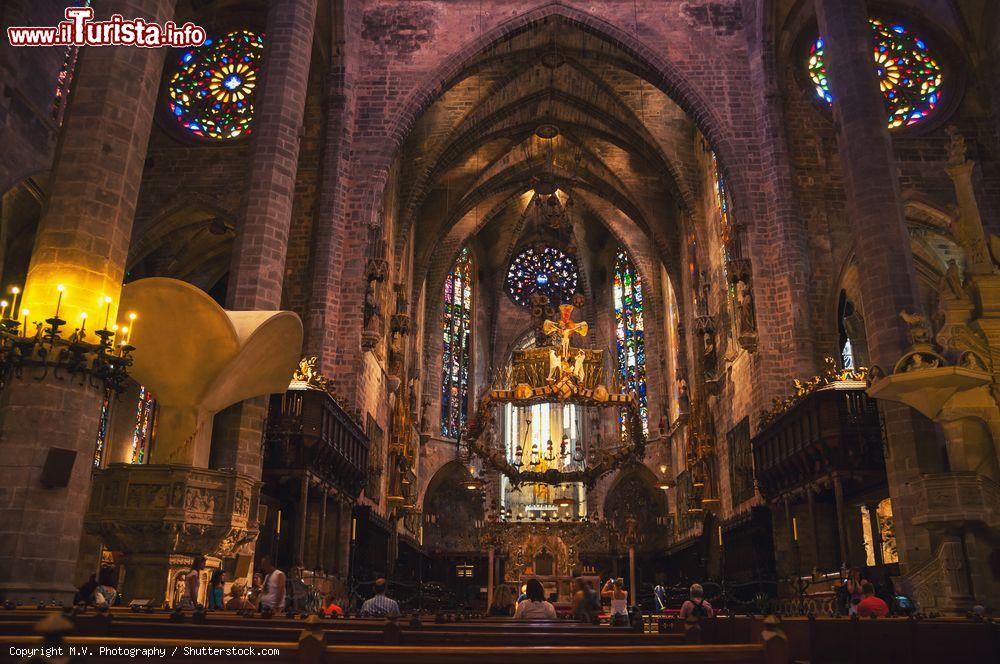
[464,305,646,522]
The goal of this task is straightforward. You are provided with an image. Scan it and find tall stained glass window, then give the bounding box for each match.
[52,1,93,125]
[613,247,648,433]
[130,387,157,464]
[711,152,734,291]
[441,248,473,438]
[808,19,943,129]
[505,245,579,307]
[167,30,264,140]
[93,391,111,467]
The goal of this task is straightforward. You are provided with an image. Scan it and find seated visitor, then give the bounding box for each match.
[515,582,528,608]
[75,574,98,606]
[489,584,515,617]
[514,579,557,620]
[601,577,629,627]
[856,581,889,618]
[360,578,401,618]
[572,577,600,623]
[180,556,206,609]
[259,556,286,612]
[225,583,252,611]
[92,567,118,607]
[207,569,226,610]
[845,567,865,615]
[678,583,714,619]
[247,572,264,609]
[323,592,344,617]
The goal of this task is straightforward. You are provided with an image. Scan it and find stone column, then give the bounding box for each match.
[813,0,939,580]
[296,475,309,567]
[0,0,175,603]
[213,0,318,480]
[628,546,636,606]
[867,503,884,567]
[832,475,849,567]
[487,546,494,610]
[338,499,353,578]
[317,488,328,572]
[806,489,820,570]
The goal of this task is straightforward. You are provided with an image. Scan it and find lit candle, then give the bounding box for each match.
[718,525,723,547]
[0,300,7,320]
[9,287,20,321]
[21,308,29,333]
[126,312,136,344]
[79,312,87,333]
[792,517,799,542]
[276,510,282,535]
[102,296,112,330]
[118,326,128,355]
[54,284,65,318]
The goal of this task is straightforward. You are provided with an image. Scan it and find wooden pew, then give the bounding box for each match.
[4,637,781,664]
[0,616,687,647]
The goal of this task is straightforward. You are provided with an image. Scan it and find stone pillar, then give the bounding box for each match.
[0,0,175,603]
[832,475,849,567]
[317,489,328,572]
[813,0,939,580]
[296,475,309,567]
[867,503,884,567]
[487,546,494,610]
[628,546,636,606]
[213,0,319,480]
[806,489,820,570]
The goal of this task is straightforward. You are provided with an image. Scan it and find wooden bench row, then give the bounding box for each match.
[0,616,687,647]
[3,638,783,664]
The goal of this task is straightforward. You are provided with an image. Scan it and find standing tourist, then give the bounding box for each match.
[602,577,630,626]
[259,556,287,613]
[180,556,206,609]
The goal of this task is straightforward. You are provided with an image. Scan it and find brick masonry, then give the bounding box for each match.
[1,0,999,600]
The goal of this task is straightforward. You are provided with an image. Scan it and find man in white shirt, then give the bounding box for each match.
[259,556,286,612]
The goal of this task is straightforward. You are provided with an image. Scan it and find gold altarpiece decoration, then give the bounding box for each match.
[464,305,646,488]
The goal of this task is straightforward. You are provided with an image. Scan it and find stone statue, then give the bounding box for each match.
[939,259,966,300]
[703,330,718,375]
[900,310,932,346]
[946,125,967,168]
[736,278,756,335]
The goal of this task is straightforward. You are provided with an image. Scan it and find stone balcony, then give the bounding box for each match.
[85,464,261,604]
[911,471,999,531]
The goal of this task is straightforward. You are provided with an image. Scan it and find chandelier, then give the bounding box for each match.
[463,305,645,488]
[0,283,136,393]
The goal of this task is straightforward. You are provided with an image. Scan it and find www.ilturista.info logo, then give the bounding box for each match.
[7,7,206,48]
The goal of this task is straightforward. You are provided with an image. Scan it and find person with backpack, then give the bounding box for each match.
[678,583,714,619]
[572,578,601,623]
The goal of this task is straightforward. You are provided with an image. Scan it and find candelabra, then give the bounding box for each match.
[0,287,135,394]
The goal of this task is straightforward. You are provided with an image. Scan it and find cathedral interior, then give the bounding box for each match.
[1,0,1000,659]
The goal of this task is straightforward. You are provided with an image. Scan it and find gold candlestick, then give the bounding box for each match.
[0,300,8,320]
[102,296,112,330]
[9,287,20,321]
[54,284,65,319]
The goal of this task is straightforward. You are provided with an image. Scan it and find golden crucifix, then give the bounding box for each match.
[543,304,589,363]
